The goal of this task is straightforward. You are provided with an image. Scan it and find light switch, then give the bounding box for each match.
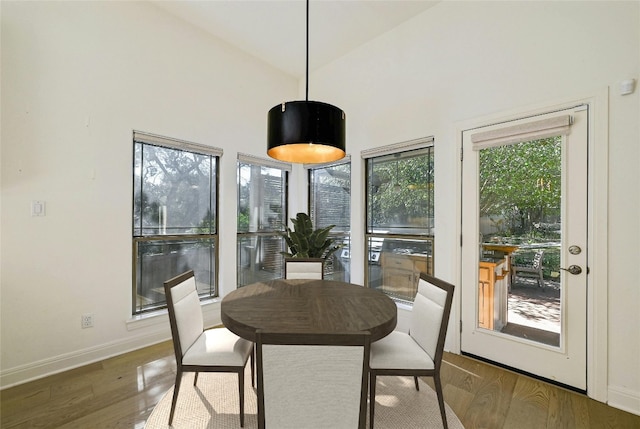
[31,200,46,216]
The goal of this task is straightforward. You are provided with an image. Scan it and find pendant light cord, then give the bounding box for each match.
[305,0,309,102]
[266,0,345,162]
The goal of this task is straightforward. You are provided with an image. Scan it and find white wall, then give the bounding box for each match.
[0,1,296,386]
[309,0,639,414]
[1,0,639,416]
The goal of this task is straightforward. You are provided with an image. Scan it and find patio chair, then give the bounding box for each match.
[511,250,545,288]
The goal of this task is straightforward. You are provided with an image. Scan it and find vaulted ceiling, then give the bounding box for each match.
[151,1,440,78]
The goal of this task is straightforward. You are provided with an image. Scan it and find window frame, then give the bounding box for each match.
[306,156,352,282]
[132,131,222,315]
[236,153,290,287]
[362,137,435,304]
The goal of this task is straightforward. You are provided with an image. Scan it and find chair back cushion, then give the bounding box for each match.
[257,331,370,429]
[409,278,448,360]
[532,251,544,269]
[169,274,204,356]
[285,258,324,280]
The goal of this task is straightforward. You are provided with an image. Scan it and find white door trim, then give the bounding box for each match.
[452,88,609,402]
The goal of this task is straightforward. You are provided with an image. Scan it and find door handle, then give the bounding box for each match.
[560,265,582,275]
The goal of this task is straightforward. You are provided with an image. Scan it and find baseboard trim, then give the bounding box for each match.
[608,385,640,416]
[1,301,224,389]
[0,330,169,390]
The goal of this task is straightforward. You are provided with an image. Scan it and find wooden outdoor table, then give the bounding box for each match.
[221,278,397,342]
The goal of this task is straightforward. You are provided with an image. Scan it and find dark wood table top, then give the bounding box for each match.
[221,279,397,342]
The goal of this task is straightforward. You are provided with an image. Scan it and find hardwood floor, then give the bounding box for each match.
[1,341,639,428]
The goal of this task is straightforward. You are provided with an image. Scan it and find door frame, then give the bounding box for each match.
[452,89,609,402]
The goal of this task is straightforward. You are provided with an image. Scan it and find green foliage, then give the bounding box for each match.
[479,137,561,235]
[237,212,249,231]
[368,151,434,227]
[281,212,342,259]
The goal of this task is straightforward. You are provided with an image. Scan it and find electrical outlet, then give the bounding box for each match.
[81,313,94,329]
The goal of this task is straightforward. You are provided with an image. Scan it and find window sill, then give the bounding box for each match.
[395,300,414,312]
[126,309,168,331]
[126,298,221,331]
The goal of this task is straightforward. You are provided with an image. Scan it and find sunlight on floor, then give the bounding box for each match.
[508,279,561,333]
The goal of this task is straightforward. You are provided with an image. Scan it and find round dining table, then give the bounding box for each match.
[221,278,397,342]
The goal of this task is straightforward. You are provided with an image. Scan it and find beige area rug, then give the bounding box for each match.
[145,367,464,429]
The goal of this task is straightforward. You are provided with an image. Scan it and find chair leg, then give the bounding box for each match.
[251,346,255,388]
[193,371,199,386]
[369,373,376,429]
[414,375,420,391]
[433,374,448,429]
[238,369,245,428]
[538,272,544,288]
[168,370,183,425]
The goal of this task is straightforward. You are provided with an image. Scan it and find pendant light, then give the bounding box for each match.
[267,0,346,164]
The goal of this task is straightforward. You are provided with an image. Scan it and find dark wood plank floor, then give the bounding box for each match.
[1,341,639,428]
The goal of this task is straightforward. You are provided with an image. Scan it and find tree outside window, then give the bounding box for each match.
[365,143,434,303]
[132,134,220,314]
[479,136,562,275]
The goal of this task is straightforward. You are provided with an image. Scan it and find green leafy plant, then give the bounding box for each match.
[281,212,342,259]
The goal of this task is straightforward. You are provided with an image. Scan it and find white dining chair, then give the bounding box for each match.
[164,270,254,427]
[284,257,324,279]
[369,273,455,429]
[256,330,371,429]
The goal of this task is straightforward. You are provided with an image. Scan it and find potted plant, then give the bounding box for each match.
[281,212,342,259]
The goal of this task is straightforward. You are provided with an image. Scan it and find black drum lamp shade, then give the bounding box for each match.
[267,0,346,164]
[267,100,345,163]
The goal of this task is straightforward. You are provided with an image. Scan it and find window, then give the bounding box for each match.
[363,138,434,303]
[237,154,289,287]
[132,132,221,315]
[308,158,351,282]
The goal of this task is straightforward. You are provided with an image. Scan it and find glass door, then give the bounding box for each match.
[461,106,588,390]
